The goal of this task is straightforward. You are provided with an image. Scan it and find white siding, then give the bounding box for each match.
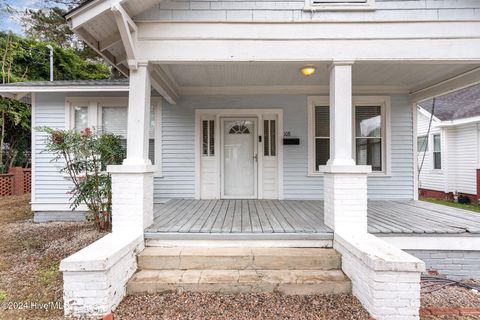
[34,92,415,207]
[417,109,479,196]
[157,94,415,201]
[33,92,128,207]
[134,0,480,22]
[417,111,445,191]
[447,123,478,195]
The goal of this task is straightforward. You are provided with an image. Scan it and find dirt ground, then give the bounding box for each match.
[1,195,480,319]
[0,194,106,320]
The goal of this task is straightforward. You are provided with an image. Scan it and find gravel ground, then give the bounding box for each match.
[114,291,371,320]
[0,194,106,320]
[422,279,480,308]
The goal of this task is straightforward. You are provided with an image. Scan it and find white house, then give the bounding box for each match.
[417,84,480,203]
[1,0,480,319]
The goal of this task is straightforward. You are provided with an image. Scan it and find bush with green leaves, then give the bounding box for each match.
[40,127,126,231]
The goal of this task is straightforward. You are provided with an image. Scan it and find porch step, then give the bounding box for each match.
[129,247,350,295]
[138,247,342,270]
[127,269,351,295]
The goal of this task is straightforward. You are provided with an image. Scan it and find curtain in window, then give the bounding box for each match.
[73,106,88,132]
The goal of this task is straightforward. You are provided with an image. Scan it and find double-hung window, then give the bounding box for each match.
[69,98,162,172]
[433,134,441,170]
[354,105,383,172]
[308,96,389,175]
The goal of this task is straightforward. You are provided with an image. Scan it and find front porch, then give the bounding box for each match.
[147,199,480,239]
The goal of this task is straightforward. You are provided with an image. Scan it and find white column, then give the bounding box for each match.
[124,62,152,166]
[327,63,355,167]
[322,61,371,233]
[107,61,155,235]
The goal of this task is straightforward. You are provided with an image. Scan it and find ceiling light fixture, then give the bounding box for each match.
[300,65,317,77]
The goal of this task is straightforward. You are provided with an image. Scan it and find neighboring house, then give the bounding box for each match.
[0,1,480,320]
[417,84,480,203]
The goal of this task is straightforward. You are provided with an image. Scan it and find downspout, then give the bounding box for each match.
[46,45,53,81]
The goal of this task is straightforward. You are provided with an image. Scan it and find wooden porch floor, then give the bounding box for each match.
[146,199,480,239]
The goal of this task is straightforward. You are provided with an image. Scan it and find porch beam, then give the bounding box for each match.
[149,65,179,105]
[136,39,480,63]
[410,67,480,103]
[124,62,152,166]
[111,3,137,70]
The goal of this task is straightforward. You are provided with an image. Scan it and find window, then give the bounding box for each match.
[433,134,441,169]
[308,96,390,175]
[304,0,375,11]
[417,136,428,153]
[202,120,215,156]
[354,106,383,171]
[73,106,88,132]
[264,119,276,157]
[314,106,330,170]
[69,98,161,169]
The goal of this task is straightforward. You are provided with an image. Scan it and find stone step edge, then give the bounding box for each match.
[138,247,341,257]
[130,269,349,284]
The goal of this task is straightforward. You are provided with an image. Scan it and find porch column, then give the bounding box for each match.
[323,61,371,233]
[108,62,155,235]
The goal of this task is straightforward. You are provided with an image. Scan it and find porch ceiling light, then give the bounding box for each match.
[300,65,317,77]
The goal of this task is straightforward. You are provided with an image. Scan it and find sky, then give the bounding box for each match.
[0,0,56,34]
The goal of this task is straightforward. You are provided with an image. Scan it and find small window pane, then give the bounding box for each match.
[433,134,441,151]
[315,138,330,169]
[417,136,428,152]
[74,106,88,132]
[315,106,329,137]
[434,152,441,169]
[270,120,276,156]
[202,120,208,156]
[356,106,381,138]
[209,120,214,156]
[149,139,155,165]
[264,120,277,157]
[102,107,127,137]
[356,138,382,171]
[264,120,270,156]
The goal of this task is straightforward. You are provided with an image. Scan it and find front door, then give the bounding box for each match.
[221,118,258,199]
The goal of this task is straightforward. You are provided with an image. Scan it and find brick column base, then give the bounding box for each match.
[107,165,155,235]
[322,165,371,233]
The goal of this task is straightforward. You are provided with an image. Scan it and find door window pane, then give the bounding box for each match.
[314,106,330,169]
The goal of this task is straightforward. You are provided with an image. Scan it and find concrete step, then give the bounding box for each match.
[138,247,342,270]
[127,269,351,295]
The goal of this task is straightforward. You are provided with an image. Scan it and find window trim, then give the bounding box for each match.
[307,96,391,177]
[303,0,375,11]
[432,133,442,171]
[65,97,163,176]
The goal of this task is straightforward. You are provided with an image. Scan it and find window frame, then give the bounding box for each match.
[65,97,163,176]
[307,96,391,176]
[432,133,442,170]
[303,0,375,11]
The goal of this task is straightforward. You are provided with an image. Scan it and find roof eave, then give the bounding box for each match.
[0,86,129,93]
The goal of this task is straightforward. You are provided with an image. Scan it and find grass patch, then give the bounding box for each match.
[0,290,7,302]
[37,262,60,286]
[420,197,480,213]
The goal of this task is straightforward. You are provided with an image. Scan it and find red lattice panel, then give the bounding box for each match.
[0,174,13,196]
[23,169,31,193]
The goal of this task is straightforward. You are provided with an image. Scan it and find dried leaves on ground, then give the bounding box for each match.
[0,194,106,320]
[114,291,371,320]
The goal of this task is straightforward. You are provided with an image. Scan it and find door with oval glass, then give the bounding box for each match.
[221,118,258,199]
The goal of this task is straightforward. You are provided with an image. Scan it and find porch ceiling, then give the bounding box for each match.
[159,62,480,96]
